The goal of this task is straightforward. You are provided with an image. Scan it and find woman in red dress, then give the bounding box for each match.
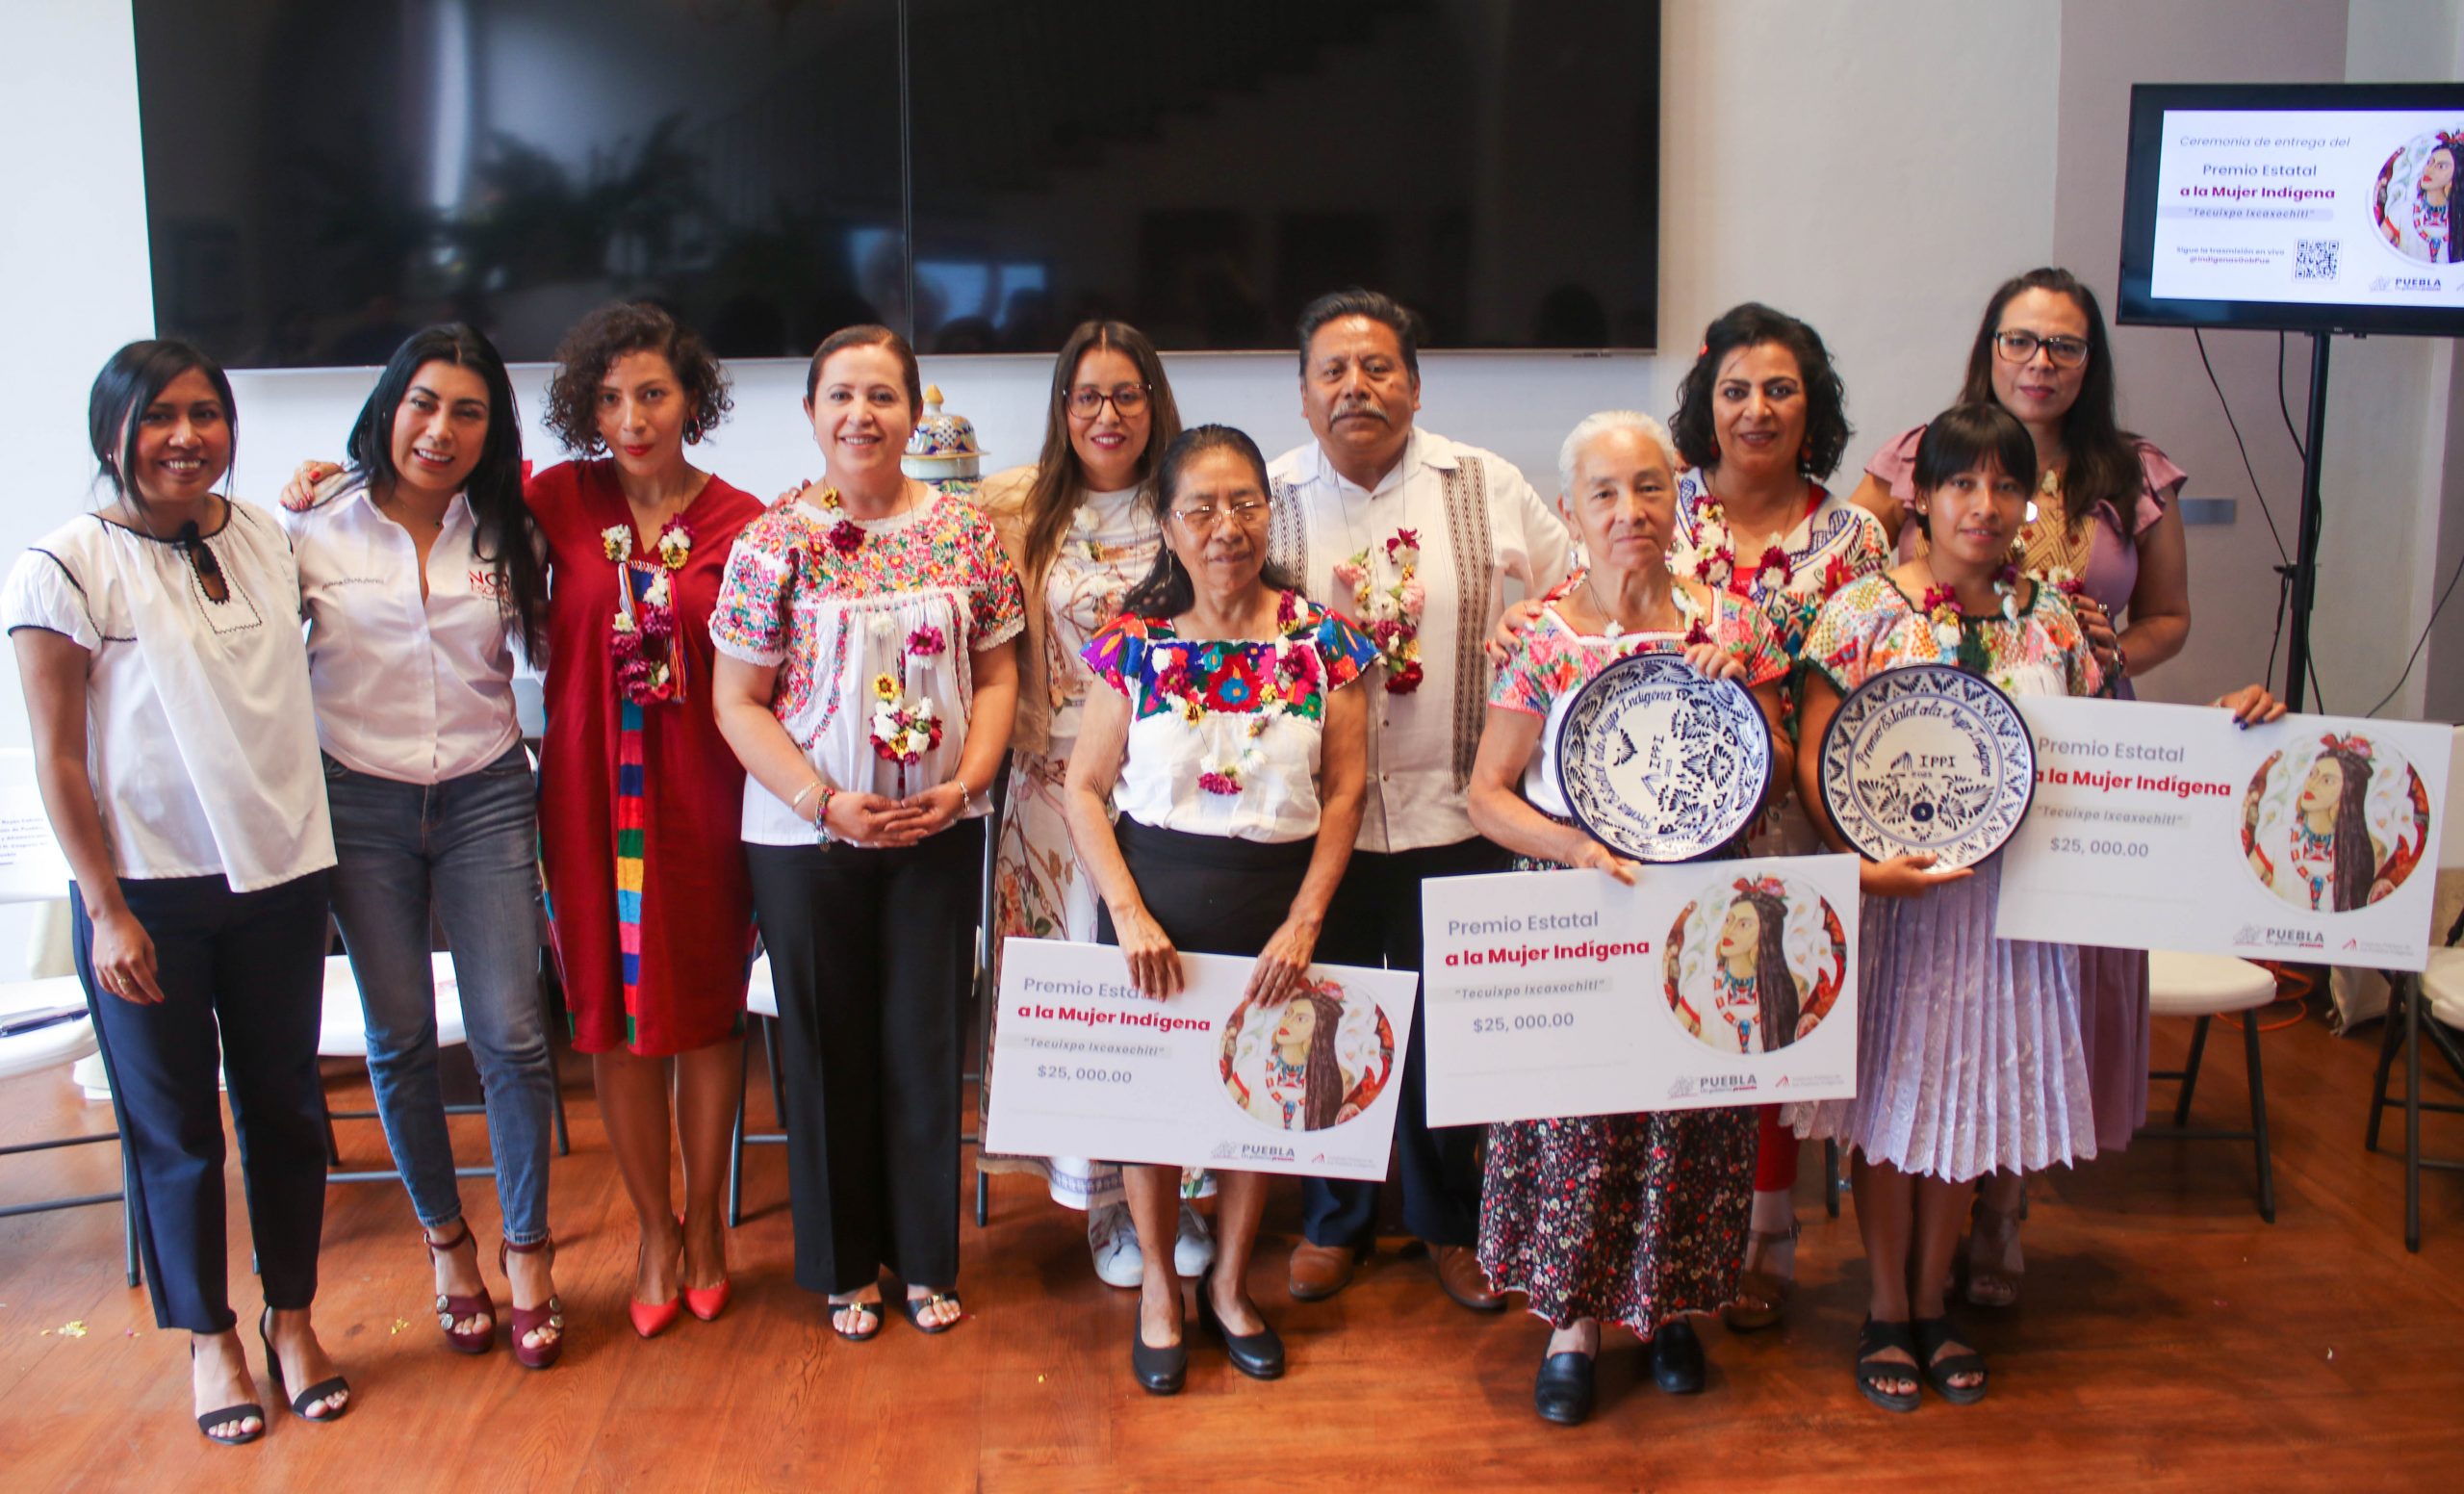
[286,302,761,1339]
[528,304,762,1337]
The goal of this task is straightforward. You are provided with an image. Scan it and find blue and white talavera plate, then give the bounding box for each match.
[1818,663,2036,868]
[1556,653,1772,863]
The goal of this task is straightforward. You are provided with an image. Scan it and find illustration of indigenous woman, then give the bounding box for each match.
[2379,136,2461,264]
[2248,735,2396,913]
[1706,880,1807,1053]
[1246,984,1358,1132]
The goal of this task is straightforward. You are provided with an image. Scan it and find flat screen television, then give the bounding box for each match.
[133,0,1660,366]
[2117,81,2464,337]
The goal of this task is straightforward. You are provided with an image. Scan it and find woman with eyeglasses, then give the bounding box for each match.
[1848,267,2194,1309]
[1065,425,1374,1394]
[972,322,1220,1290]
[9,341,346,1443]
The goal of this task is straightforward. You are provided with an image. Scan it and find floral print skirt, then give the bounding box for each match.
[1476,853,1754,1334]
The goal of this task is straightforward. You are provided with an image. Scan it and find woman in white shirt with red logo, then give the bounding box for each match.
[284,324,566,1370]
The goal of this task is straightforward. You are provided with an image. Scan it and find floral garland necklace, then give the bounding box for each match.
[1916,558,2020,678]
[1334,528,1424,694]
[1686,487,1800,599]
[602,514,695,705]
[868,618,947,798]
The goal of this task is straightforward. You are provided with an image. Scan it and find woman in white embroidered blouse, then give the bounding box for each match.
[5,341,346,1443]
[1065,425,1375,1395]
[709,324,1022,1341]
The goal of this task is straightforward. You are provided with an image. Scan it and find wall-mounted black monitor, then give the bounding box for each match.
[133,1,1660,366]
[2117,82,2464,337]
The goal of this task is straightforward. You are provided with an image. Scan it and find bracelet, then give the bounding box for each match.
[789,779,834,825]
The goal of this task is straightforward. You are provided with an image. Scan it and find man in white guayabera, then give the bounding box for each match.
[1264,287,1574,1312]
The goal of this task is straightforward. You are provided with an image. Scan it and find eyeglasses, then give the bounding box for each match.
[1171,497,1270,530]
[1993,329,2091,369]
[1065,383,1151,417]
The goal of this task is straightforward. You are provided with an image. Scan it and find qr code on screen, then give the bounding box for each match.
[2294,239,2339,281]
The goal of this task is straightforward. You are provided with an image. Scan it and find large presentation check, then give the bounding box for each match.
[1420,858,1861,1127]
[1994,696,2451,970]
[983,939,1420,1182]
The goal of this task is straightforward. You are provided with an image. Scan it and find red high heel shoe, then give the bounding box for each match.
[630,1228,682,1339]
[680,1211,731,1321]
[683,1275,732,1323]
[499,1235,565,1369]
[424,1221,495,1354]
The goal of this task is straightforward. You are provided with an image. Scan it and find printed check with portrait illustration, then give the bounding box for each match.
[1419,858,1861,1127]
[983,939,1420,1182]
[1994,696,2451,969]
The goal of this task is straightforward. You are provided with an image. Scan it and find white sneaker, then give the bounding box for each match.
[1088,1201,1143,1288]
[1173,1202,1217,1277]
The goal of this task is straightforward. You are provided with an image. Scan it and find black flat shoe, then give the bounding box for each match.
[894,1289,963,1335]
[1131,1311,1187,1396]
[1650,1319,1706,1394]
[1913,1316,1989,1404]
[1532,1351,1596,1426]
[1855,1317,1922,1414]
[1195,1272,1285,1380]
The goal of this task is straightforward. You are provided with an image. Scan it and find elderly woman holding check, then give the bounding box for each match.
[1465,410,1793,1427]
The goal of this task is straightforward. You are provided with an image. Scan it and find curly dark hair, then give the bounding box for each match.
[543,301,732,454]
[1666,302,1850,480]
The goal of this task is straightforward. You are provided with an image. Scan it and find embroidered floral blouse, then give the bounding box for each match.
[1801,572,2102,703]
[1081,591,1378,844]
[1489,584,1789,820]
[708,489,1026,845]
[1671,470,1891,666]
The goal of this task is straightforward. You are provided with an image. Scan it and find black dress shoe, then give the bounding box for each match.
[1651,1319,1706,1394]
[1130,1313,1186,1396]
[1196,1274,1286,1379]
[1533,1352,1596,1426]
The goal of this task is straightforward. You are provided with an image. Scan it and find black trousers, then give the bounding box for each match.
[1301,836,1508,1249]
[72,871,332,1332]
[747,821,980,1297]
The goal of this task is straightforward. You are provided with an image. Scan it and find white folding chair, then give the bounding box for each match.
[2364,725,2464,1251]
[2141,951,2278,1222]
[0,749,138,1284]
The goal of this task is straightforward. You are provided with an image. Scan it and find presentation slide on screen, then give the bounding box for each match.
[2147,109,2462,307]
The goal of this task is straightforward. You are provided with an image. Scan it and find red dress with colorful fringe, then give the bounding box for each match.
[531,459,762,1056]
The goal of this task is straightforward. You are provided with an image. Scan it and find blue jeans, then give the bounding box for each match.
[324,746,553,1244]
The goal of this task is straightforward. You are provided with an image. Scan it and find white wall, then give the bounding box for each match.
[1,1,2450,965]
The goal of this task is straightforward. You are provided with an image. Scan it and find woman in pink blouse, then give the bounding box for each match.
[1849,268,2194,1308]
[708,324,1022,1342]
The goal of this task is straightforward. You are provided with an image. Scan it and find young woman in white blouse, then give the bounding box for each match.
[7,341,348,1443]
[284,324,564,1368]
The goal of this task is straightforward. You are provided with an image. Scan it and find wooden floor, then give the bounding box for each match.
[4,999,2461,1493]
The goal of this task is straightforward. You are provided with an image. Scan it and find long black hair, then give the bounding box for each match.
[88,339,237,519]
[332,324,549,660]
[1958,268,2139,530]
[2429,142,2464,264]
[1116,425,1295,620]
